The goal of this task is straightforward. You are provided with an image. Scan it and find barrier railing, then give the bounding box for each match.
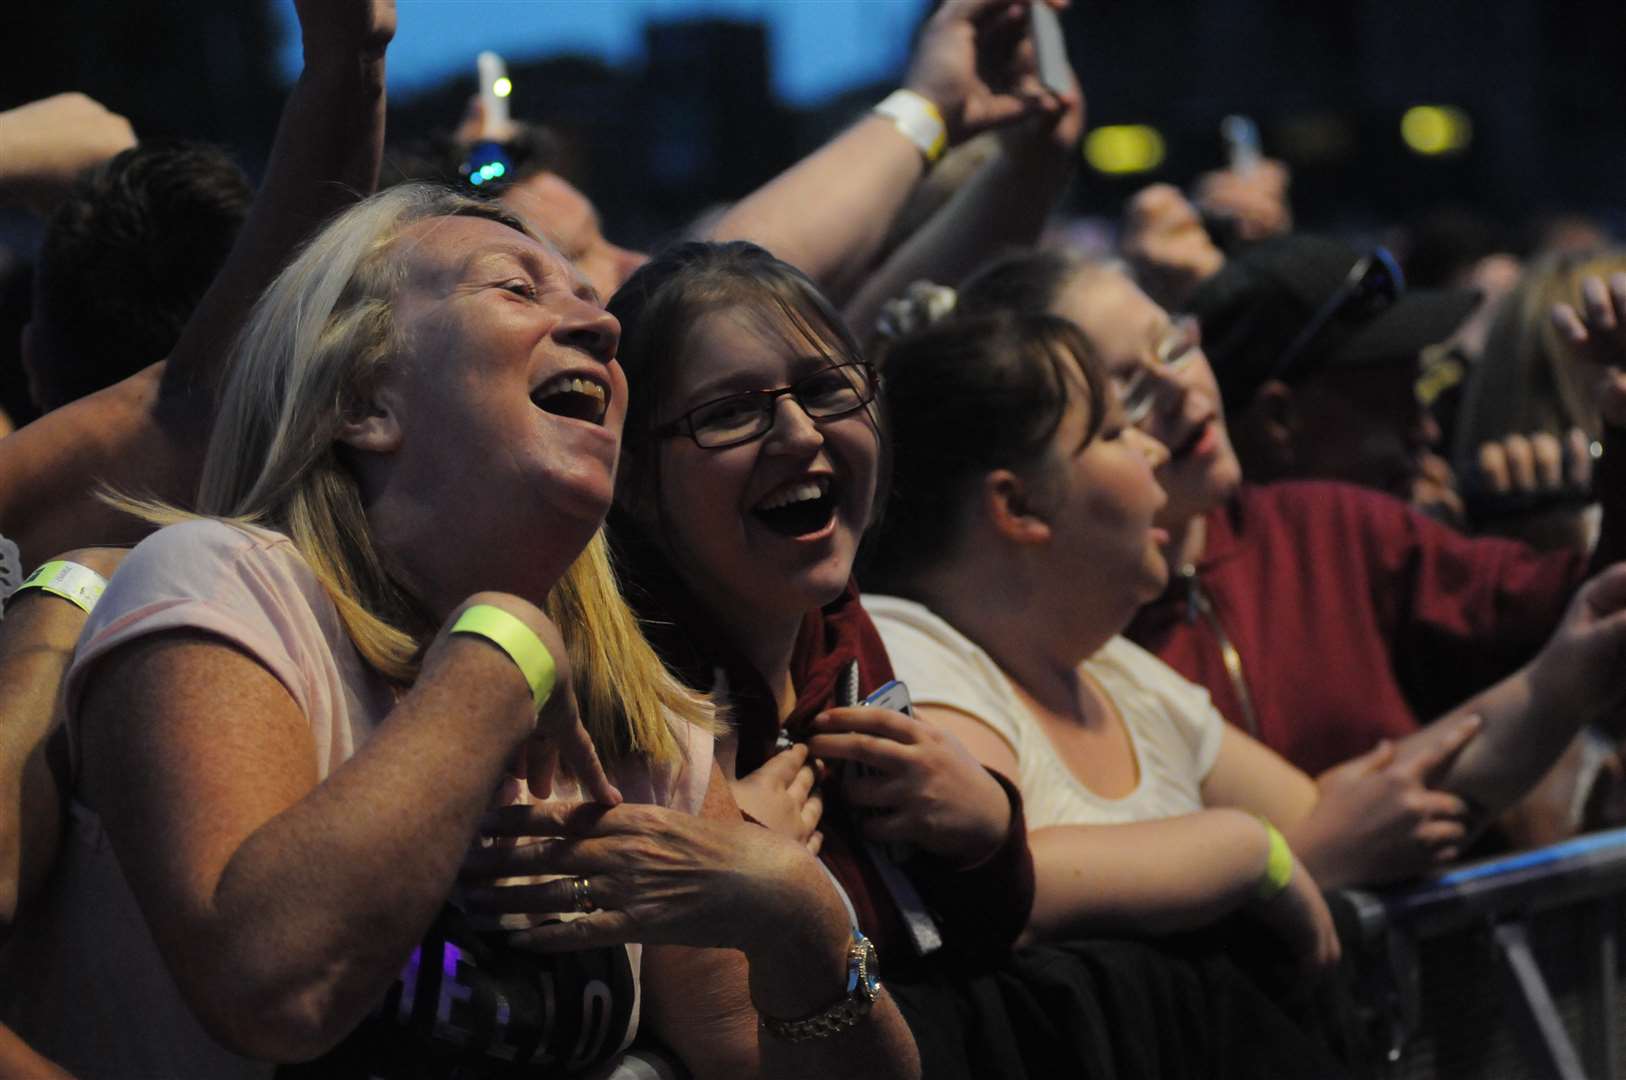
[1344,828,1626,1079]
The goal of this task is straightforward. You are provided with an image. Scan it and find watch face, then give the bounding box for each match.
[857,937,881,999]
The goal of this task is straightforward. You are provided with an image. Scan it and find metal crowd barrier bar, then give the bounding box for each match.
[1343,828,1626,1079]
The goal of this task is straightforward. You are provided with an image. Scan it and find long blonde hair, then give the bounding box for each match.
[132,184,708,764]
[1454,248,1626,467]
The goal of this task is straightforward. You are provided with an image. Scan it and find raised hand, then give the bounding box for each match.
[0,94,136,216]
[1301,715,1481,886]
[1120,183,1226,312]
[292,0,396,63]
[805,705,1011,866]
[1530,562,1626,720]
[904,0,1067,147]
[1192,159,1293,243]
[731,742,825,853]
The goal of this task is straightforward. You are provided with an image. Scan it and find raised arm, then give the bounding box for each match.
[0,1,394,572]
[843,72,1084,338]
[705,0,1063,302]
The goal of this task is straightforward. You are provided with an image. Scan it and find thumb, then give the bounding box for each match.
[1353,738,1397,775]
[754,741,811,783]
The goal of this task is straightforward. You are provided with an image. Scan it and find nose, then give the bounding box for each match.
[555,296,621,366]
[763,393,825,454]
[1126,425,1170,469]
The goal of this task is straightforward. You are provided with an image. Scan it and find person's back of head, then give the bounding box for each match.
[26,141,251,412]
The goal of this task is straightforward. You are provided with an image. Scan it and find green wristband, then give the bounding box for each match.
[450,604,557,714]
[1255,819,1295,902]
[8,560,108,616]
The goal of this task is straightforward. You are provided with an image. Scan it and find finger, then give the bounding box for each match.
[1402,713,1483,783]
[757,742,811,785]
[1431,846,1462,865]
[1529,431,1564,491]
[1477,440,1511,493]
[806,830,824,856]
[1551,302,1590,347]
[813,706,921,742]
[805,732,913,771]
[1580,562,1626,617]
[789,765,818,805]
[1354,738,1397,775]
[505,909,643,953]
[463,875,584,915]
[556,722,623,806]
[1610,273,1626,335]
[800,792,825,834]
[1584,276,1616,333]
[1415,818,1469,849]
[1410,789,1471,821]
[526,739,556,801]
[1567,427,1596,491]
[1502,433,1537,492]
[462,832,635,881]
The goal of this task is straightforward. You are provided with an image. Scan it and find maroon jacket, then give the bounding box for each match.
[613,519,1035,972]
[1127,481,1585,776]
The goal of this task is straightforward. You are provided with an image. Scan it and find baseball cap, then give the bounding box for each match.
[1188,234,1480,416]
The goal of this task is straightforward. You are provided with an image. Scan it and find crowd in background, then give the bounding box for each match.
[3,1,1626,1077]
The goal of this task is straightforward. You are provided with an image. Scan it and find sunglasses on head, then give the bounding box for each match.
[1268,247,1405,386]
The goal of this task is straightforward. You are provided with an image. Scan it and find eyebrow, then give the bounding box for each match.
[462,241,602,306]
[680,354,842,404]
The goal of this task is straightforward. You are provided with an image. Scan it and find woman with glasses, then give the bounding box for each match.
[606,239,1355,1079]
[948,247,1626,851]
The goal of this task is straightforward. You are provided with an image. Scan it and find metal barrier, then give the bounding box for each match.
[1344,828,1626,1079]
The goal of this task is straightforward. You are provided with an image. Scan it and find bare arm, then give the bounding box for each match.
[920,705,1336,968]
[76,592,588,1062]
[843,69,1084,336]
[0,547,125,941]
[0,93,135,217]
[1393,562,1626,827]
[0,1,395,572]
[706,0,1061,302]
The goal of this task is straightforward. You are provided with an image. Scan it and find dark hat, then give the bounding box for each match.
[1188,234,1480,416]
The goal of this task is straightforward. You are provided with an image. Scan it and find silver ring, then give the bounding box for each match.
[570,875,596,913]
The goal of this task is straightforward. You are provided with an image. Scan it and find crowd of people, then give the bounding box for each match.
[2,0,1626,1076]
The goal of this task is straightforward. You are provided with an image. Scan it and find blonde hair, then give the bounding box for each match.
[1454,248,1626,466]
[128,184,708,764]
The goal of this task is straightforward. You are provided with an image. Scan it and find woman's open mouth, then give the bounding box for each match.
[751,475,837,537]
[532,373,610,425]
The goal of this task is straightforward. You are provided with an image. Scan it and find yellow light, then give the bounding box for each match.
[1401,105,1471,156]
[492,77,513,99]
[1084,125,1166,176]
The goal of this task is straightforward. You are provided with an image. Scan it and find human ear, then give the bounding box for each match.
[985,470,1052,546]
[1252,380,1298,473]
[335,379,404,454]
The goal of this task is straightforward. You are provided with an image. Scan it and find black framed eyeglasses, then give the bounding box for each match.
[654,362,878,449]
[1269,247,1405,385]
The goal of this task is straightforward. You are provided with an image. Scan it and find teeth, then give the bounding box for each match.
[533,374,607,404]
[758,477,829,511]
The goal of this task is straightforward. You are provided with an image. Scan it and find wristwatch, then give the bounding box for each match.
[759,931,881,1042]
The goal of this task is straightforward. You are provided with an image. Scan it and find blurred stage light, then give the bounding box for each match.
[1401,106,1471,156]
[492,77,513,99]
[1084,125,1166,175]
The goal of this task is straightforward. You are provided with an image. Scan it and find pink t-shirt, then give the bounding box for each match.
[0,519,712,1079]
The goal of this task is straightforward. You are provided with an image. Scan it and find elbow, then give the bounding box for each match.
[184,975,362,1063]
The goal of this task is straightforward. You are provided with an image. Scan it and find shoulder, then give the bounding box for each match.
[1088,636,1220,731]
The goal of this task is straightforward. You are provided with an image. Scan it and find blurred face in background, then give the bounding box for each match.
[500,172,648,302]
[1050,268,1243,530]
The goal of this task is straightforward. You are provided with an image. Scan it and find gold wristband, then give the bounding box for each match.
[450,604,557,714]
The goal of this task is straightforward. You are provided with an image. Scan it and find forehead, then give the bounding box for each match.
[394,214,575,287]
[1050,270,1165,360]
[500,172,599,256]
[669,306,835,401]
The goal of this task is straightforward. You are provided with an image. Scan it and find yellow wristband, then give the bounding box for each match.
[450,604,557,714]
[1255,819,1295,901]
[8,560,108,616]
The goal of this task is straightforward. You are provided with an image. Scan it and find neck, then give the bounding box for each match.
[908,555,1112,718]
[709,599,802,723]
